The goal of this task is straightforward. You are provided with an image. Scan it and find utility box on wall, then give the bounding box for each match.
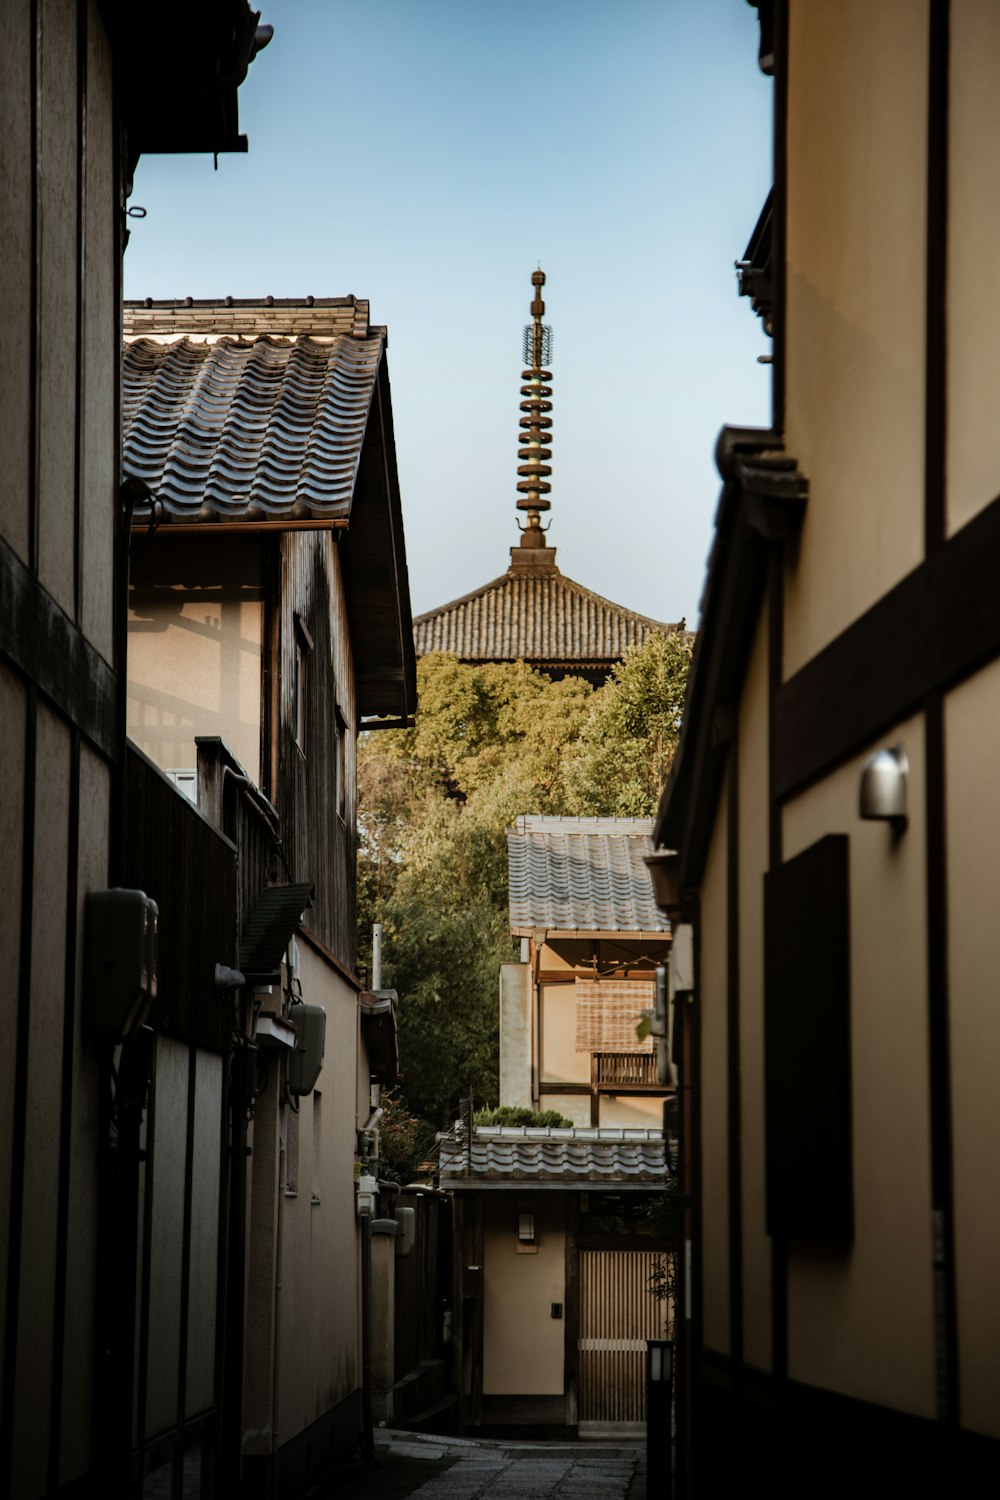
[288,1002,326,1096]
[84,889,159,1039]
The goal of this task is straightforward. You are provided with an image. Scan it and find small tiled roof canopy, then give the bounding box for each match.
[507,815,671,938]
[122,298,379,524]
[121,297,416,722]
[438,1124,668,1191]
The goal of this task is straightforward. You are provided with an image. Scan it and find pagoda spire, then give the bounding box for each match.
[515,267,554,550]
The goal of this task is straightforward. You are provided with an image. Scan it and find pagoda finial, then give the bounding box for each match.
[516,266,554,546]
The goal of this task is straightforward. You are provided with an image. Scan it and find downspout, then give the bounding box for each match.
[531,932,545,1107]
[271,1133,285,1497]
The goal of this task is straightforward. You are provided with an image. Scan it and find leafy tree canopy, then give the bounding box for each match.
[359,636,691,1130]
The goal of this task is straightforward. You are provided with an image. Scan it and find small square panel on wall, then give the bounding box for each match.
[764,834,853,1241]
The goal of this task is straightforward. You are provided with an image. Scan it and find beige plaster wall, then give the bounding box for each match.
[946,0,1000,536]
[538,1095,591,1128]
[275,944,363,1447]
[482,1195,565,1395]
[783,0,928,676]
[597,1096,663,1129]
[699,785,730,1356]
[737,614,772,1371]
[781,715,935,1417]
[539,983,589,1085]
[944,660,1000,1438]
[128,535,263,784]
[499,962,532,1109]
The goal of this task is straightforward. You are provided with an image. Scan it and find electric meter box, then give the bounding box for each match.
[84,889,159,1040]
[287,1003,326,1096]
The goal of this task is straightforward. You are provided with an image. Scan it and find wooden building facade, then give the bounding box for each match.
[0,6,270,1496]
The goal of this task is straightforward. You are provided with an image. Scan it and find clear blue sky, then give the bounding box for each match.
[125,0,773,629]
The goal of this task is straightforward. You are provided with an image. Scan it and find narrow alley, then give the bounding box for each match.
[307,1432,647,1500]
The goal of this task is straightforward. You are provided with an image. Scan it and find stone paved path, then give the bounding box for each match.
[348,1431,647,1500]
[305,1429,647,1500]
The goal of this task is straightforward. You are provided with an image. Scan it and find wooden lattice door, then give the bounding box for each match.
[577,1249,668,1427]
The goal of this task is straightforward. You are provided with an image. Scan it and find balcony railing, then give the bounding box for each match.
[592,1052,660,1088]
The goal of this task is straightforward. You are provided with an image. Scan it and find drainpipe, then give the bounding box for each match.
[372,922,383,990]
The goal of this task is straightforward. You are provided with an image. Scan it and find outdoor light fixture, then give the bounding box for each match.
[647,1338,675,1500]
[517,1212,536,1244]
[859,744,908,831]
[647,1338,674,1384]
[644,848,680,912]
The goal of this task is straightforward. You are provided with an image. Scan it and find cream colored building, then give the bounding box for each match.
[654,2,1000,1492]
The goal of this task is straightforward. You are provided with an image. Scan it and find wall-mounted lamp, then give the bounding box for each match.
[647,1338,674,1385]
[517,1212,536,1245]
[859,744,908,832]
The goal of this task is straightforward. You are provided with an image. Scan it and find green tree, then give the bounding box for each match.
[357,638,691,1127]
[570,629,693,817]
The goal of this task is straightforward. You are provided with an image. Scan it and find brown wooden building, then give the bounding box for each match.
[0,6,270,1497]
[122,294,416,1495]
[655,3,1000,1494]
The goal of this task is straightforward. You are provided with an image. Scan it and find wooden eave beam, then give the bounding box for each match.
[653,427,807,890]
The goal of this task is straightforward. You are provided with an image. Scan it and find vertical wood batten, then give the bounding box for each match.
[0,0,34,563]
[0,668,28,1454]
[37,0,79,617]
[12,701,71,1493]
[49,727,80,1491]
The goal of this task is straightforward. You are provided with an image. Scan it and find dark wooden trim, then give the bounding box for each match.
[925,0,949,556]
[175,1045,198,1469]
[925,695,958,1422]
[692,1346,990,1493]
[726,752,743,1371]
[0,534,118,759]
[1,688,37,1491]
[73,0,87,625]
[48,727,81,1491]
[29,0,40,575]
[771,0,789,436]
[564,1197,579,1428]
[471,1203,484,1425]
[538,1081,591,1097]
[767,545,788,1388]
[134,1033,158,1467]
[775,487,1000,802]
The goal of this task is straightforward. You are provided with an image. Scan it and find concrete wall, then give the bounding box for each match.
[128,534,264,783]
[244,941,363,1463]
[482,1195,566,1396]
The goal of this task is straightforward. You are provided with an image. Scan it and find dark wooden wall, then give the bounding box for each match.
[273,530,358,969]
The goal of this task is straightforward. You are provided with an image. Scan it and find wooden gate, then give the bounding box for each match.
[577,1250,668,1429]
